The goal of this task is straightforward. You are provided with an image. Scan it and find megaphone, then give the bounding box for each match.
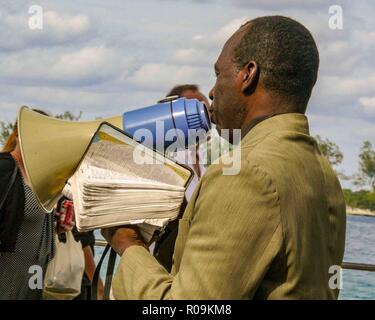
[18,97,211,212]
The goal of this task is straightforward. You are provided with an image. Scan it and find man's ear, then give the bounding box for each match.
[240,60,259,94]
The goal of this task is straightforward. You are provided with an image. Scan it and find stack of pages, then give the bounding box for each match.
[71,123,193,242]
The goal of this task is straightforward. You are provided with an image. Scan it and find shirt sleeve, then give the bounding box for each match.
[112,162,283,299]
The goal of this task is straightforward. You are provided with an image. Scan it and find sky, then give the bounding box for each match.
[0,0,374,188]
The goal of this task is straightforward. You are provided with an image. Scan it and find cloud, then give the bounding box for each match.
[172,48,215,67]
[128,63,211,91]
[226,0,329,10]
[0,82,169,123]
[0,0,374,184]
[52,47,127,83]
[43,11,89,34]
[331,75,375,98]
[164,0,329,11]
[359,97,375,115]
[0,46,133,86]
[193,17,248,49]
[171,17,248,68]
[0,10,93,51]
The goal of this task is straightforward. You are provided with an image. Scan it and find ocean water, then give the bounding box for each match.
[94,215,375,300]
[339,215,375,300]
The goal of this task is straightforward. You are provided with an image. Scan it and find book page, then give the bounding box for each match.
[84,140,188,187]
[72,123,191,235]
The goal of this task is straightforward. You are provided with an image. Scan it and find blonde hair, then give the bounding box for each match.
[2,109,49,153]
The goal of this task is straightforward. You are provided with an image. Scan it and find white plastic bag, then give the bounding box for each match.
[43,231,85,300]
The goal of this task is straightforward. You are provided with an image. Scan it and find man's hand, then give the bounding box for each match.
[55,221,75,234]
[55,199,75,234]
[55,211,75,234]
[101,226,147,256]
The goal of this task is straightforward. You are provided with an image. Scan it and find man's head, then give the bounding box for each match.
[167,84,210,107]
[209,16,319,133]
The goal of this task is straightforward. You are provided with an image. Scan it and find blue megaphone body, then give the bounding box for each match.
[122,97,211,151]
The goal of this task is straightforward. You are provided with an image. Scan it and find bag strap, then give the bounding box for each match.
[0,161,18,211]
[104,247,117,300]
[92,244,109,300]
[92,243,117,300]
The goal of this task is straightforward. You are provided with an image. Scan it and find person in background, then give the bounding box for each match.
[166,84,210,195]
[153,84,209,272]
[0,109,73,299]
[56,197,104,300]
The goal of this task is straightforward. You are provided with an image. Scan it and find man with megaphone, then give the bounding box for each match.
[102,16,346,300]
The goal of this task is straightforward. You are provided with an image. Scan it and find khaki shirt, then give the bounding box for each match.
[112,113,346,299]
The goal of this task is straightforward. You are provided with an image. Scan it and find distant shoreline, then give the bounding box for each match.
[346,206,375,217]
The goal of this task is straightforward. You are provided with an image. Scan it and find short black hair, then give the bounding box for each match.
[166,84,199,97]
[233,16,319,113]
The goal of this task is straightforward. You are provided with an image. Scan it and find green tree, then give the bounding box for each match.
[55,111,82,121]
[343,189,375,211]
[314,135,348,180]
[354,141,375,192]
[314,135,344,167]
[0,121,15,146]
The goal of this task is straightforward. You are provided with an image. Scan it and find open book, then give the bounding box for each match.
[70,123,193,242]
